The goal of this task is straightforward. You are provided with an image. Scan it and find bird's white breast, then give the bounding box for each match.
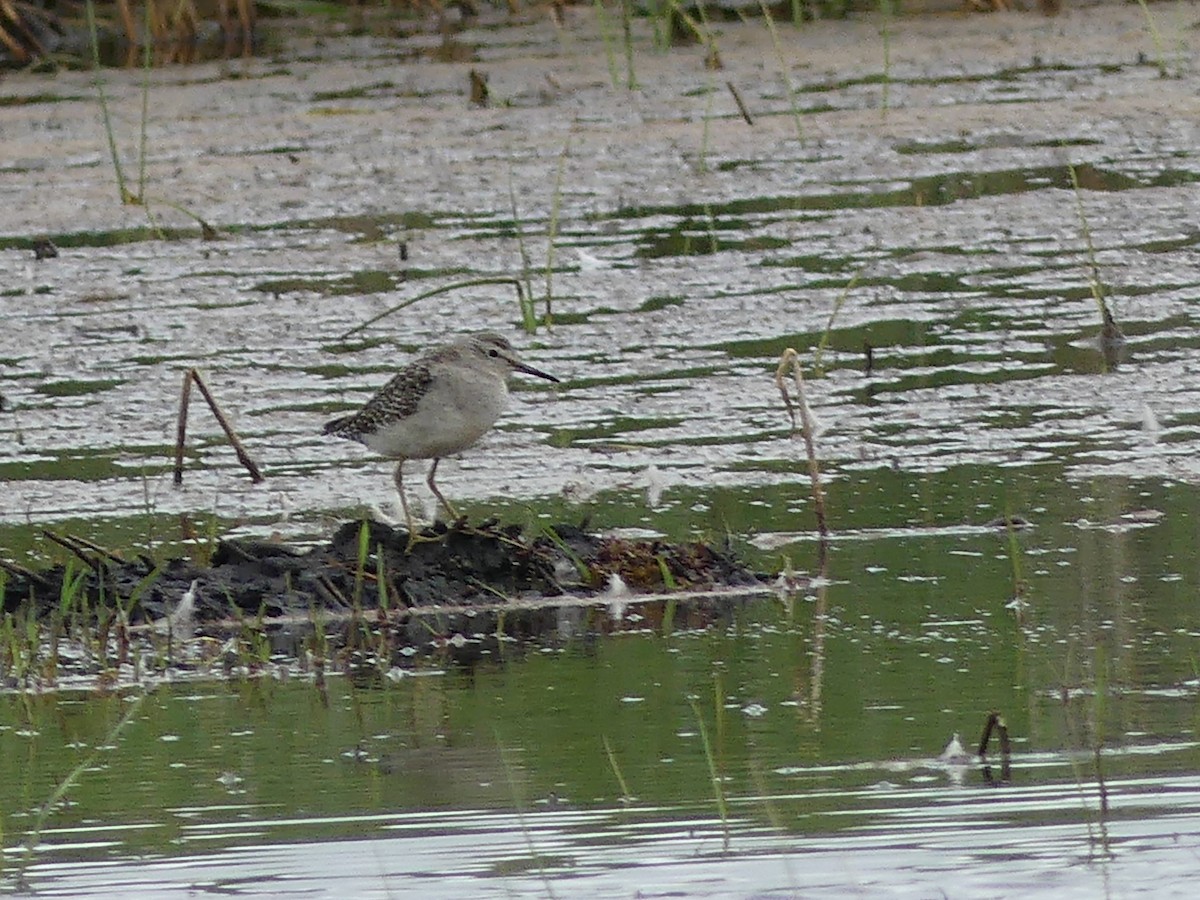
[362,367,510,460]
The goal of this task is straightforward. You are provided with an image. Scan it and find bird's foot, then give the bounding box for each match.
[404,526,447,553]
[444,513,472,532]
[455,516,531,550]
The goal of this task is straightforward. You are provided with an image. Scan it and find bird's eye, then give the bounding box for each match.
[487,348,500,358]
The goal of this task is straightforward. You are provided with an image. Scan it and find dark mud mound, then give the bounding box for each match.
[1,521,765,625]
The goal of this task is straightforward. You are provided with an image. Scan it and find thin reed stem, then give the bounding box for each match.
[87,0,131,203]
[1066,163,1109,320]
[775,349,828,536]
[496,737,559,899]
[17,691,148,878]
[878,0,893,113]
[813,268,863,376]
[544,132,572,327]
[758,1,804,143]
[507,175,538,331]
[602,735,634,803]
[338,277,532,340]
[1131,0,1168,76]
[689,695,730,850]
[137,3,151,200]
[594,0,621,89]
[621,0,638,89]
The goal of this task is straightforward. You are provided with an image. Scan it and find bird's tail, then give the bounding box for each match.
[323,414,354,436]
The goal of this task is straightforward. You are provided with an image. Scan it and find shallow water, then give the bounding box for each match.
[4,2,1200,896]
[5,573,1200,898]
[5,473,1200,895]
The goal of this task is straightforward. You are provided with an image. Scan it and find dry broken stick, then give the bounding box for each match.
[173,368,265,485]
[775,348,828,537]
[40,530,128,573]
[65,533,126,565]
[726,82,754,126]
[977,710,1011,759]
[0,556,50,588]
[977,710,1012,785]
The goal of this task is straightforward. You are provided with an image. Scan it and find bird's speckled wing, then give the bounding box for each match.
[323,359,434,442]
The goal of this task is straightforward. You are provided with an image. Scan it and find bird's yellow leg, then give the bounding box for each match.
[395,461,441,551]
[425,458,462,522]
